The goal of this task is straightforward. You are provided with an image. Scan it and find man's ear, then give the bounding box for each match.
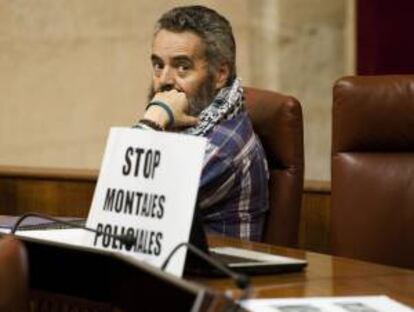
[214,63,230,90]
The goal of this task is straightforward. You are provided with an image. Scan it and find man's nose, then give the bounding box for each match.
[159,66,175,86]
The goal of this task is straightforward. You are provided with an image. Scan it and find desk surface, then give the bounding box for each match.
[196,235,414,307]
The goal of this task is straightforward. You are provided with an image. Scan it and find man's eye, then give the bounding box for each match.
[177,64,190,72]
[153,63,163,71]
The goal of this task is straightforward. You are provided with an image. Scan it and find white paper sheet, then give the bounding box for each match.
[240,296,413,312]
[85,127,206,277]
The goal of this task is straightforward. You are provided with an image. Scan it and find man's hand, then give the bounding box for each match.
[143,90,198,129]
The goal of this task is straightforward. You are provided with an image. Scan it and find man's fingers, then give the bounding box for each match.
[179,115,199,126]
[152,91,188,112]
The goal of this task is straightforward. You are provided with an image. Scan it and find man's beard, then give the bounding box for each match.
[147,74,217,117]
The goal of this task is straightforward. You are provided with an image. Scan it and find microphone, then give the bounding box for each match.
[162,242,252,311]
[161,241,250,290]
[10,212,136,249]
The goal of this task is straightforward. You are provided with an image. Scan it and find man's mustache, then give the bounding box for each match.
[156,85,183,93]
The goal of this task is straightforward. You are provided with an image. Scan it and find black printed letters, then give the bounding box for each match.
[122,147,161,179]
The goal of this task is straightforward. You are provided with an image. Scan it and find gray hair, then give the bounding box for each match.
[154,5,236,86]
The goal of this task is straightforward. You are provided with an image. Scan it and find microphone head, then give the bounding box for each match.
[235,273,250,289]
[122,236,136,251]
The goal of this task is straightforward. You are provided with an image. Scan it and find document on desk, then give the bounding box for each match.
[240,296,413,312]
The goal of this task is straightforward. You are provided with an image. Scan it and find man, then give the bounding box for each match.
[135,6,269,241]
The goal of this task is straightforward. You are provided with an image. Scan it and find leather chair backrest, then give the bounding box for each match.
[0,236,28,312]
[331,75,414,268]
[244,87,304,247]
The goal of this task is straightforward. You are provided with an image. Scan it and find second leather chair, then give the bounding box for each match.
[244,87,304,247]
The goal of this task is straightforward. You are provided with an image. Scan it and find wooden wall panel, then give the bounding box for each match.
[0,166,332,254]
[299,180,331,253]
[0,166,97,218]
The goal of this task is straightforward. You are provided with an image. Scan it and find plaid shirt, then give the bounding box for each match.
[197,110,269,241]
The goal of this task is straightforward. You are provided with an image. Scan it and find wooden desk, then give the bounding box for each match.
[2,166,413,308]
[197,235,414,307]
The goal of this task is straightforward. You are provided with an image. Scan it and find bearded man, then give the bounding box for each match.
[134,6,269,241]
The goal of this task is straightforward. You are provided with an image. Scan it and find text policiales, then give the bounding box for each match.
[103,188,165,219]
[94,223,163,256]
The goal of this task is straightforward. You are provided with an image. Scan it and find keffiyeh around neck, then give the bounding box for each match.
[183,78,244,137]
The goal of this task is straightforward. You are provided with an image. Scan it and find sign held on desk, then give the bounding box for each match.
[84,127,206,277]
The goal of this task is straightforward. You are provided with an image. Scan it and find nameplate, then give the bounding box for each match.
[85,127,206,276]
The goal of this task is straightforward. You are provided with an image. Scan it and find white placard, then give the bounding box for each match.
[84,127,206,277]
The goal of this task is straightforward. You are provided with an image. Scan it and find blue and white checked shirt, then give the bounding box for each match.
[197,110,269,241]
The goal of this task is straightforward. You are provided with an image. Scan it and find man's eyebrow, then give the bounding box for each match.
[151,54,163,63]
[171,55,194,64]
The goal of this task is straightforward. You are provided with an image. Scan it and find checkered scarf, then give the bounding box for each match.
[183,78,244,136]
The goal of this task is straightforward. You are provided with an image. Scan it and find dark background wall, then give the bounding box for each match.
[358,0,414,75]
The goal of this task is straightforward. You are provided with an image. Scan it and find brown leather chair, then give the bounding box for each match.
[331,75,414,269]
[244,87,304,247]
[0,236,29,312]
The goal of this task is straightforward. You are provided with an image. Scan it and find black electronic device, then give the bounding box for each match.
[184,208,307,276]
